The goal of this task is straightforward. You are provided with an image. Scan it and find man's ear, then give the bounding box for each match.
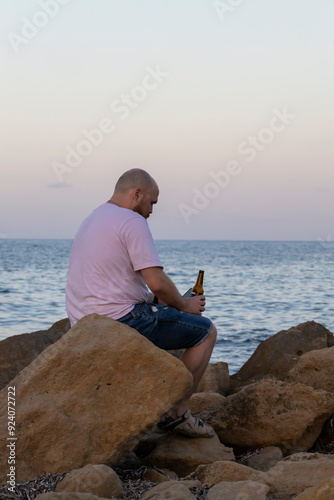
[134,188,142,203]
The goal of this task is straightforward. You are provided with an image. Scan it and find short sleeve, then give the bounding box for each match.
[120,216,163,271]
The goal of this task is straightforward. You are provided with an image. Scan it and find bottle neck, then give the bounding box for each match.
[195,270,204,288]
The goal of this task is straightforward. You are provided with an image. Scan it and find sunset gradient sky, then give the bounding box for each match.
[1,0,333,240]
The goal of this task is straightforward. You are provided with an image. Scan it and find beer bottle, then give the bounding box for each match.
[191,270,204,296]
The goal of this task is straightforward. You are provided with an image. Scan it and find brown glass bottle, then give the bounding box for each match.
[191,270,204,296]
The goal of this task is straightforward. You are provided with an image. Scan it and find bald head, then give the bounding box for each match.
[109,169,159,219]
[114,168,157,194]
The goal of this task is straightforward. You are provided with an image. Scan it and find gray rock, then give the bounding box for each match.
[190,460,263,487]
[243,447,283,471]
[145,433,234,477]
[197,362,230,395]
[55,464,124,498]
[262,453,334,499]
[207,480,269,500]
[141,480,201,500]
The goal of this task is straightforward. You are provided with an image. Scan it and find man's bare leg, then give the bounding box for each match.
[170,325,217,417]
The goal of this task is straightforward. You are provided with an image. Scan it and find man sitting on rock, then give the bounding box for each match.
[66,168,217,438]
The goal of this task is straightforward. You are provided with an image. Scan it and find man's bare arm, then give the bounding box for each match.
[140,267,205,315]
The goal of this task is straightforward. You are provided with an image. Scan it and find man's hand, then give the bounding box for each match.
[141,267,206,315]
[182,295,206,315]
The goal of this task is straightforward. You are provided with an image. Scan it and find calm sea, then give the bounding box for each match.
[0,239,333,374]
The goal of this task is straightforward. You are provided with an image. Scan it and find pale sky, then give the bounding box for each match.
[1,0,333,240]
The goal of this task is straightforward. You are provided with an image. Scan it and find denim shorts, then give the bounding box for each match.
[117,302,214,350]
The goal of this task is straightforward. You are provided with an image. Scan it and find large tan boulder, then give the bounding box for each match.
[0,314,192,483]
[197,362,230,395]
[231,321,334,391]
[189,460,263,487]
[287,346,334,392]
[196,379,334,453]
[0,318,70,390]
[294,476,334,500]
[55,464,124,498]
[207,481,269,500]
[145,433,235,477]
[261,453,334,499]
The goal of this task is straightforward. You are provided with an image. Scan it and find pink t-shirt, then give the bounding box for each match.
[66,203,163,326]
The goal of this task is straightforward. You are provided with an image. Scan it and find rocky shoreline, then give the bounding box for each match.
[0,316,334,499]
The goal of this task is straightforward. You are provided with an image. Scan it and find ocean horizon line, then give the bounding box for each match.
[0,237,332,243]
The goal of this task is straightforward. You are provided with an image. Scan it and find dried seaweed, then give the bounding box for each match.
[310,439,334,455]
[235,448,261,464]
[189,486,210,500]
[113,465,209,500]
[0,464,237,500]
[0,471,69,500]
[311,414,334,455]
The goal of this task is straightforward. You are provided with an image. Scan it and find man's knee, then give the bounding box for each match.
[202,323,217,349]
[209,323,217,343]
